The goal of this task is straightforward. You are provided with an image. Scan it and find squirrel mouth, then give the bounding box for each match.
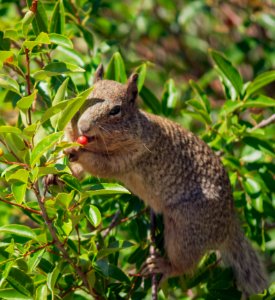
[87,136,96,143]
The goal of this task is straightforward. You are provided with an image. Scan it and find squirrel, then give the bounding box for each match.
[65,64,268,296]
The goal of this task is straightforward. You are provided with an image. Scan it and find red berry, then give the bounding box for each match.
[0,148,3,157]
[76,135,88,145]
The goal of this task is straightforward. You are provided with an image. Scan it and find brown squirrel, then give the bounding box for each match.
[65,64,267,296]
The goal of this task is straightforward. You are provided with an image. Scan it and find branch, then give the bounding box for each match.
[33,183,101,299]
[99,208,149,233]
[0,197,41,215]
[23,241,54,257]
[252,114,275,130]
[150,209,158,300]
[25,47,32,125]
[102,210,121,239]
[0,159,29,168]
[0,138,23,163]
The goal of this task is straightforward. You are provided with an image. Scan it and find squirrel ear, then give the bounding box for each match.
[126,73,138,104]
[94,64,104,83]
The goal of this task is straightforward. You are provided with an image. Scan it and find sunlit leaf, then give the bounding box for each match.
[33,62,85,80]
[49,0,65,35]
[140,86,162,114]
[105,52,127,83]
[245,71,275,99]
[56,86,94,130]
[210,50,243,97]
[17,90,37,112]
[0,74,20,94]
[49,33,73,49]
[0,225,37,241]
[30,132,63,167]
[84,205,101,227]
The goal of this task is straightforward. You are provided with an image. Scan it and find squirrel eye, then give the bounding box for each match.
[109,105,121,116]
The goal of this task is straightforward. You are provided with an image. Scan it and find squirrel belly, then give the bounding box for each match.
[66,67,268,296]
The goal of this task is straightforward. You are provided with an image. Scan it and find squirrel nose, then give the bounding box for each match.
[78,122,91,135]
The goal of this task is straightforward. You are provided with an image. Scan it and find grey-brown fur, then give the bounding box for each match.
[65,66,268,296]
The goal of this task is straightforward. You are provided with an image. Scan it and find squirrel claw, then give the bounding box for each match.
[140,255,172,278]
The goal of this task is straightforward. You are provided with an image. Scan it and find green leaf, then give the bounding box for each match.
[0,51,14,68]
[0,288,32,300]
[105,52,127,83]
[85,183,130,195]
[30,132,63,167]
[23,32,51,51]
[60,174,81,191]
[78,26,94,49]
[162,79,178,116]
[6,169,29,183]
[244,177,261,194]
[23,123,39,140]
[49,0,65,34]
[29,249,45,272]
[22,11,35,36]
[26,0,48,35]
[0,74,20,94]
[33,62,85,80]
[4,30,19,41]
[55,191,74,209]
[94,260,130,283]
[49,33,73,49]
[56,86,94,130]
[135,63,147,92]
[243,136,274,157]
[51,78,69,128]
[32,165,69,180]
[140,86,162,114]
[210,50,243,97]
[84,205,102,227]
[0,126,21,135]
[11,182,27,204]
[35,285,47,300]
[243,95,275,108]
[186,99,212,124]
[0,224,37,241]
[47,264,60,299]
[245,71,275,99]
[16,90,37,112]
[40,99,71,124]
[189,80,211,113]
[108,264,130,283]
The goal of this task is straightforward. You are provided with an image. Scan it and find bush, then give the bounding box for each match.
[0,1,274,299]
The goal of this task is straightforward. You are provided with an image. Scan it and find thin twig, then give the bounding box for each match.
[0,138,23,162]
[102,210,121,238]
[99,208,149,233]
[251,114,275,130]
[150,209,158,300]
[33,182,101,298]
[25,47,32,125]
[24,241,54,257]
[0,197,42,215]
[75,224,81,255]
[0,159,29,168]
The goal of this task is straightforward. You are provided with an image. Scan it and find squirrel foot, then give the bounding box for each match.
[140,254,173,279]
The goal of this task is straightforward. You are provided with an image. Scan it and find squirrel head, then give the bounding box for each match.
[77,64,141,153]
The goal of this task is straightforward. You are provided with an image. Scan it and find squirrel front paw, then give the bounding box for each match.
[64,147,80,162]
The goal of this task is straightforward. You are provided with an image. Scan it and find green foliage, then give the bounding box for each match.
[0,1,274,299]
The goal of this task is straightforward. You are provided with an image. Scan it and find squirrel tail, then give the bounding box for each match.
[221,218,268,296]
